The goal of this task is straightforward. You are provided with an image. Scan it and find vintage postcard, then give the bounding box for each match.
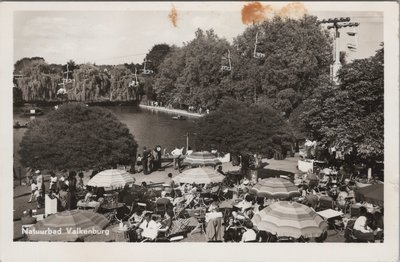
[0,1,398,261]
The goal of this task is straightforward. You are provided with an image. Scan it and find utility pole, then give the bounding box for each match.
[317,17,359,84]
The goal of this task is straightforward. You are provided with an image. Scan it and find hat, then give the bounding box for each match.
[35,170,41,174]
[243,180,249,185]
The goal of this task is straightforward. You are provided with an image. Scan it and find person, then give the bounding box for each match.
[49,172,58,192]
[21,209,37,225]
[337,186,349,211]
[77,172,84,190]
[136,154,142,173]
[186,146,193,156]
[164,173,175,197]
[28,180,38,203]
[57,184,69,211]
[142,147,149,175]
[141,214,162,241]
[84,187,95,202]
[25,167,33,186]
[158,209,174,235]
[66,171,77,210]
[241,221,257,242]
[353,206,381,242]
[35,170,45,209]
[171,147,184,171]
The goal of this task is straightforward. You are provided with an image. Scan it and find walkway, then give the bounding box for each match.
[139,104,204,118]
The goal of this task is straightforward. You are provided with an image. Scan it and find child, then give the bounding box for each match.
[136,154,142,173]
[28,180,38,203]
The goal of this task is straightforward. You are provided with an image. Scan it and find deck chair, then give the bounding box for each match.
[155,198,171,216]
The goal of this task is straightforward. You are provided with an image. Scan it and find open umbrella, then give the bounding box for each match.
[27,210,109,242]
[173,167,225,184]
[87,169,134,188]
[250,178,301,199]
[252,201,328,239]
[355,183,383,206]
[182,151,222,166]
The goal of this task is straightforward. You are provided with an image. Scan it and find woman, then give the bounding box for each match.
[66,171,77,210]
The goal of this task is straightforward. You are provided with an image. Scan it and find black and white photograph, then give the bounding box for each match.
[0,1,398,261]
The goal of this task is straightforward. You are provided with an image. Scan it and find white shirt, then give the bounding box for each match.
[141,220,161,240]
[353,216,372,233]
[241,229,257,242]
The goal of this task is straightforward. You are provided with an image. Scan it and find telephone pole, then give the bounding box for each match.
[317,17,359,84]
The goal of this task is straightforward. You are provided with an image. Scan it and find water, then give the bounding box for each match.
[13,106,197,169]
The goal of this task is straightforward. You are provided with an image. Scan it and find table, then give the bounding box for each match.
[317,209,344,220]
[110,223,130,242]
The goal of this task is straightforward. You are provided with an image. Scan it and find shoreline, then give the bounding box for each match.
[139,104,204,118]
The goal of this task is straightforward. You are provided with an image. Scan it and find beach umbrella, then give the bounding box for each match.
[182,151,222,166]
[355,183,383,206]
[250,178,301,199]
[87,169,134,188]
[27,210,109,242]
[173,167,225,184]
[252,201,328,239]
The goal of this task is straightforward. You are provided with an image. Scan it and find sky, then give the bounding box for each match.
[13,7,383,65]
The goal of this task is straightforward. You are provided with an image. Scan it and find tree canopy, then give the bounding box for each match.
[19,103,138,170]
[195,98,292,157]
[300,45,384,164]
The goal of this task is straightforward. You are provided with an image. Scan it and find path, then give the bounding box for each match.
[139,104,204,118]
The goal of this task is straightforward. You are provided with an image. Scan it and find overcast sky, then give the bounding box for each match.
[13,8,383,65]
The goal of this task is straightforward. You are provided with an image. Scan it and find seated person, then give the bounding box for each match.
[241,221,257,242]
[336,186,349,211]
[140,215,162,241]
[158,209,174,235]
[353,207,381,242]
[235,195,253,214]
[84,188,95,202]
[21,209,37,225]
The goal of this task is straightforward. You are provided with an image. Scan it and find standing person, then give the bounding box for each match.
[155,145,162,170]
[49,172,58,192]
[136,154,143,173]
[77,172,84,190]
[25,167,33,186]
[66,171,77,210]
[35,170,45,209]
[142,147,149,175]
[28,180,38,203]
[171,147,183,171]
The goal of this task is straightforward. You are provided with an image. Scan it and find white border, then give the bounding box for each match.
[0,2,398,262]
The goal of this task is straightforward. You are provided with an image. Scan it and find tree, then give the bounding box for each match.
[19,103,138,171]
[300,46,384,166]
[195,98,292,167]
[145,43,172,73]
[229,16,333,116]
[153,29,231,109]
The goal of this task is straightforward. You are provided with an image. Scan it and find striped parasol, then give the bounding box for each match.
[173,167,225,184]
[87,169,134,188]
[355,183,383,206]
[252,201,328,239]
[182,151,222,166]
[250,178,301,199]
[27,210,109,242]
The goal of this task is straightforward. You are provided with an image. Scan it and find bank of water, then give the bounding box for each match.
[13,105,197,170]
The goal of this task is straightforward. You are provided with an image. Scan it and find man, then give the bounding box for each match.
[142,147,149,175]
[353,206,381,242]
[241,221,257,242]
[171,147,183,170]
[28,180,38,203]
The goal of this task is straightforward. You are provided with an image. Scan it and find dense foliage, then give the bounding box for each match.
[300,46,384,164]
[14,59,141,103]
[19,103,138,170]
[153,16,332,114]
[195,99,292,158]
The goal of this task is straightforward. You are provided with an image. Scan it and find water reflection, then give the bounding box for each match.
[13,106,197,168]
